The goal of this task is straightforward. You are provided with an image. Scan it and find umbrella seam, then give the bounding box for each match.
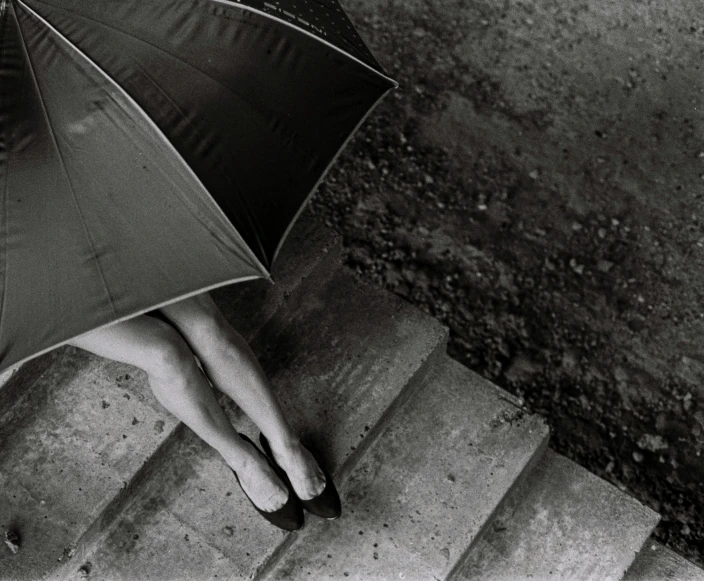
[0,120,11,348]
[210,0,398,87]
[44,5,276,139]
[271,83,396,266]
[18,0,271,279]
[0,0,17,348]
[131,60,272,269]
[0,157,7,347]
[14,3,119,318]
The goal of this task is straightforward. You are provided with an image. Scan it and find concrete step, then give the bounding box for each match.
[210,207,343,343]
[623,542,704,581]
[0,210,341,581]
[0,350,179,581]
[261,354,549,580]
[450,449,660,581]
[59,264,449,580]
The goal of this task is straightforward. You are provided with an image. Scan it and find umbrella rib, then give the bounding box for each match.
[0,153,7,346]
[0,92,16,345]
[13,4,120,318]
[271,83,395,266]
[18,0,271,279]
[0,0,16,345]
[210,0,398,88]
[38,4,284,140]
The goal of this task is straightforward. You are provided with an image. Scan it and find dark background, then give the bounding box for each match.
[311,0,704,565]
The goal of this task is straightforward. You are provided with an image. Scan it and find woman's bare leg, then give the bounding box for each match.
[156,293,326,500]
[66,315,289,511]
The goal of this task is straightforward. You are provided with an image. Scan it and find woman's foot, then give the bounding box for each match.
[225,439,290,512]
[263,437,327,501]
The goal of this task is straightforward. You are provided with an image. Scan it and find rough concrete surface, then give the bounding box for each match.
[63,264,447,580]
[210,206,343,342]
[624,541,704,581]
[452,449,659,581]
[263,354,549,581]
[0,352,177,581]
[310,0,704,564]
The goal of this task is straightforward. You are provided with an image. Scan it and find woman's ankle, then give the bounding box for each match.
[264,432,301,458]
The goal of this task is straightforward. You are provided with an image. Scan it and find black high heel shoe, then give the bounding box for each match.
[232,433,304,531]
[259,433,341,520]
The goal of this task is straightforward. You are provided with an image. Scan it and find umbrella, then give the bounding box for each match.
[0,0,397,374]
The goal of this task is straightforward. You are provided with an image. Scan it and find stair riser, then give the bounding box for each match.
[446,433,550,581]
[254,324,448,580]
[451,450,660,581]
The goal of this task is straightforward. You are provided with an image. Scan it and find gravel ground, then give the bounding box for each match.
[310,0,704,565]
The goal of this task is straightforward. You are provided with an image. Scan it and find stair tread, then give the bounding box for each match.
[624,542,704,581]
[452,449,660,581]
[0,353,177,581]
[210,207,342,342]
[263,354,549,580]
[0,211,339,580]
[68,265,448,580]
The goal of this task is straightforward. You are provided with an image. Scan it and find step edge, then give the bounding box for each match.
[446,447,662,581]
[624,540,704,581]
[446,420,551,581]
[252,317,449,581]
[45,423,190,581]
[0,352,59,424]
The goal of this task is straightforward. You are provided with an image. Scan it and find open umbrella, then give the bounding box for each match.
[0,0,397,374]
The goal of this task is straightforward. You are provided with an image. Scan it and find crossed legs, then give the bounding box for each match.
[66,292,324,512]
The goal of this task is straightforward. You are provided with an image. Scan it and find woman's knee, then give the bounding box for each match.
[141,320,198,385]
[157,293,230,345]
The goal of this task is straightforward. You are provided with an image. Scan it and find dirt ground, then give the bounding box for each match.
[309,0,704,565]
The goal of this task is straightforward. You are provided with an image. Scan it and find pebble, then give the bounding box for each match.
[597,259,614,272]
[569,258,584,274]
[4,530,20,554]
[78,563,92,578]
[637,434,669,452]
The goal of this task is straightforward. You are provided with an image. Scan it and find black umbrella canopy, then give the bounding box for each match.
[0,0,396,373]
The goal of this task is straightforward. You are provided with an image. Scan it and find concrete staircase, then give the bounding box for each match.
[1,212,702,581]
